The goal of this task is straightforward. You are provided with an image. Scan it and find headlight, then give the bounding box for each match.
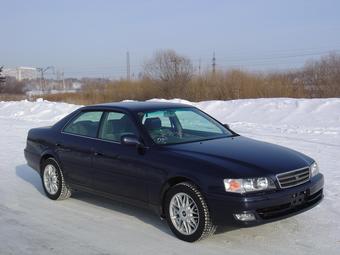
[310,162,319,177]
[224,177,275,193]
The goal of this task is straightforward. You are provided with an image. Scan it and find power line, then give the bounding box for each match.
[214,50,340,63]
[187,42,340,60]
[190,49,340,64]
[38,48,340,78]
[60,49,340,72]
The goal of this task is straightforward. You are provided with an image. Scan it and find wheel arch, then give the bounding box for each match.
[39,150,61,174]
[159,176,203,217]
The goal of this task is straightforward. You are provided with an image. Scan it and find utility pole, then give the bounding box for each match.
[62,70,65,91]
[56,69,65,91]
[198,58,201,75]
[126,51,131,80]
[212,51,216,74]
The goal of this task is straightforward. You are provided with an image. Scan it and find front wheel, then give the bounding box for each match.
[164,182,216,242]
[41,158,71,200]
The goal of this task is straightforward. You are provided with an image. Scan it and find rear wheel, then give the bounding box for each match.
[41,158,71,200]
[164,182,216,242]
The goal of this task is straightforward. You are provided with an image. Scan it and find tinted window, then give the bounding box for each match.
[99,112,138,142]
[64,111,103,138]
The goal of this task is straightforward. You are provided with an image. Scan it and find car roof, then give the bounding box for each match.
[82,101,193,112]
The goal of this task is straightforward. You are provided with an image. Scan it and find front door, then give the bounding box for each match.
[92,111,149,202]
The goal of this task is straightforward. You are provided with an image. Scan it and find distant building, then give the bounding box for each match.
[72,81,82,89]
[3,67,38,81]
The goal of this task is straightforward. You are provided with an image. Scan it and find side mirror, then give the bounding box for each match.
[121,134,143,148]
[223,124,230,129]
[121,134,147,154]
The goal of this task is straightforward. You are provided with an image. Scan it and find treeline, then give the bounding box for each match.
[0,76,27,94]
[4,50,340,104]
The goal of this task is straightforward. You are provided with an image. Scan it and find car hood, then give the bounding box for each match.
[165,136,313,177]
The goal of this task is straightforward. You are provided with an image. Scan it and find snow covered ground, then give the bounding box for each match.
[0,98,339,255]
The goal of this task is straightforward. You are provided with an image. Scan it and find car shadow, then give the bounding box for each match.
[15,164,172,236]
[70,191,172,236]
[16,164,45,195]
[214,226,239,235]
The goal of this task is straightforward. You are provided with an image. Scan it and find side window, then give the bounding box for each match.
[63,111,103,138]
[99,112,138,142]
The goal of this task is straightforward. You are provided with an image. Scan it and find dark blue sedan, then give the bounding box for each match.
[24,101,324,242]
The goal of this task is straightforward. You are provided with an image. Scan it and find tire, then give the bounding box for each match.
[164,182,216,242]
[41,158,71,200]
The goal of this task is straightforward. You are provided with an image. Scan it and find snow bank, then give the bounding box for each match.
[2,97,339,134]
[151,98,340,135]
[0,97,339,254]
[0,98,81,122]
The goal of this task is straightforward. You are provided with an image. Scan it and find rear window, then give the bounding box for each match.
[63,111,103,138]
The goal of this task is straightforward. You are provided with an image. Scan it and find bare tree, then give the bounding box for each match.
[300,53,340,97]
[143,49,194,86]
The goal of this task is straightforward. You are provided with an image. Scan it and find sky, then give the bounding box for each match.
[1,0,340,78]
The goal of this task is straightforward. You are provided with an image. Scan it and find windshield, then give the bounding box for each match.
[139,107,234,145]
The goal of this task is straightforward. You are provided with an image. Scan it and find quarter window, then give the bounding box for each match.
[63,111,103,138]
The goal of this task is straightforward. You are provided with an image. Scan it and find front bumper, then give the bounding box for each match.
[207,173,324,226]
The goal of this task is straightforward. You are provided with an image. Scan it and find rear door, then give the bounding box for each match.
[57,111,103,187]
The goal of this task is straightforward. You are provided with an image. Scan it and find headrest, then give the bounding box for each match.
[144,117,161,130]
[107,119,120,129]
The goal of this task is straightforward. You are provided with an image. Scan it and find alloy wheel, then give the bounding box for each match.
[43,164,60,195]
[169,192,200,235]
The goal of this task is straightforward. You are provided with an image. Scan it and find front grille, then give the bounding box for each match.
[276,167,310,189]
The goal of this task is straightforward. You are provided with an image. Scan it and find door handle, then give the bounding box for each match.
[55,143,71,152]
[94,151,103,157]
[93,151,120,159]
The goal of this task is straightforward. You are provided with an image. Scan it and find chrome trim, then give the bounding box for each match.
[276,166,311,189]
[60,131,150,150]
[61,131,121,144]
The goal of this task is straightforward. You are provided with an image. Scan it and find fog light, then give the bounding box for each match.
[234,212,256,221]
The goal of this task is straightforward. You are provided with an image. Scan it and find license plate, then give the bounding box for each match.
[291,190,307,206]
